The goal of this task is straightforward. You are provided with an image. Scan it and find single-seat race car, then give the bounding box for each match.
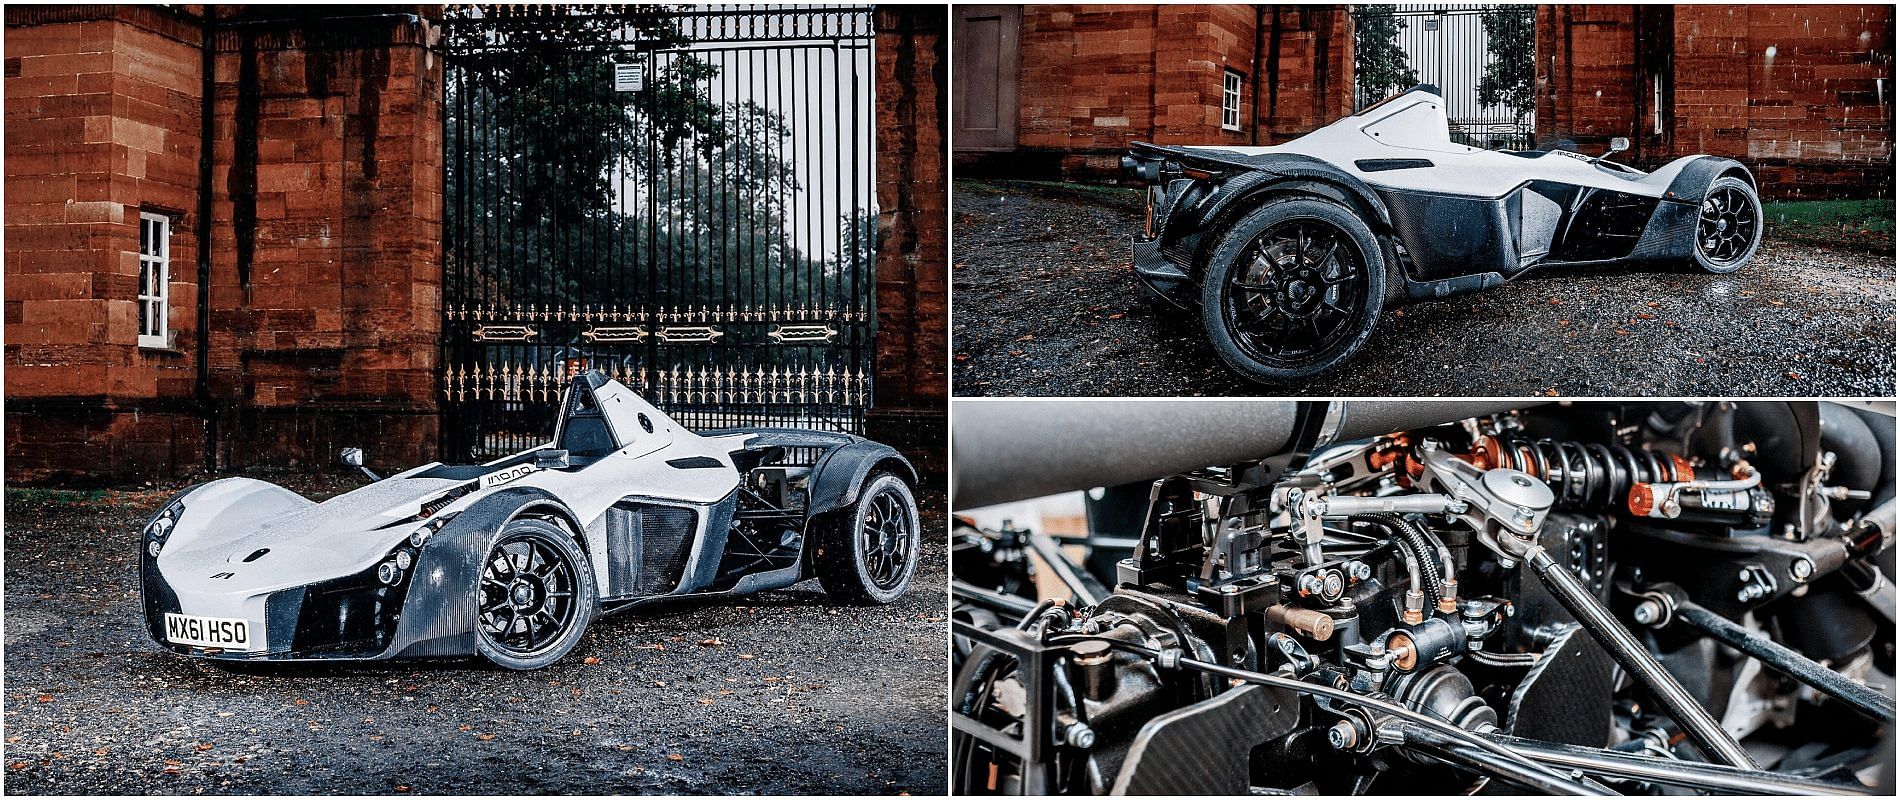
[140,370,921,669]
[1123,84,1764,383]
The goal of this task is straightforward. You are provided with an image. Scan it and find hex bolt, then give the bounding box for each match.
[1298,574,1326,596]
[1790,557,1815,582]
[1063,722,1096,750]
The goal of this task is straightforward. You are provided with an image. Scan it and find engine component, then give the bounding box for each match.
[952,400,1894,796]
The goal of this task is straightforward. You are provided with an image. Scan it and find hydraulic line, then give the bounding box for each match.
[1523,546,1759,769]
[1485,734,1873,796]
[1351,514,1440,600]
[1669,599,1896,722]
[1049,635,1614,796]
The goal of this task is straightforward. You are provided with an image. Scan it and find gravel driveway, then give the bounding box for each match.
[952,180,1896,397]
[2,476,948,795]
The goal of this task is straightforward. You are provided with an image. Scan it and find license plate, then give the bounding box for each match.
[164,613,257,651]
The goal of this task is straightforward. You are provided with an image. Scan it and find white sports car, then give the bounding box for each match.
[1123,84,1764,382]
[140,370,921,669]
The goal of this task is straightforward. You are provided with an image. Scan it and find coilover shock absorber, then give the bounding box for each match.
[1459,436,1771,526]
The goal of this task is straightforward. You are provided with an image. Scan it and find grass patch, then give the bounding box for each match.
[5,487,110,508]
[1764,199,1894,252]
[957,178,1144,212]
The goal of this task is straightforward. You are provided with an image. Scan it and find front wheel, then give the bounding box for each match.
[1689,175,1762,274]
[1200,197,1386,382]
[812,472,921,604]
[473,518,597,670]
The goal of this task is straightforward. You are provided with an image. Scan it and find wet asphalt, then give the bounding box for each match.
[1,475,948,795]
[951,180,1896,397]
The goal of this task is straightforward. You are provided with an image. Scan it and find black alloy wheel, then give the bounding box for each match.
[1200,196,1387,382]
[474,518,596,669]
[1691,176,1762,273]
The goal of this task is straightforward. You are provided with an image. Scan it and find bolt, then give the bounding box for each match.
[1327,719,1360,750]
[1299,574,1326,595]
[1632,599,1663,626]
[1063,722,1096,749]
[1323,571,1345,598]
[1221,584,1240,594]
[1791,558,1815,582]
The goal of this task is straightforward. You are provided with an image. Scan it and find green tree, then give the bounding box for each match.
[1354,6,1418,106]
[442,6,869,313]
[1477,6,1536,123]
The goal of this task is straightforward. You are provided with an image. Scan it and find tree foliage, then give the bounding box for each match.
[1477,6,1536,123]
[1354,6,1418,106]
[442,6,863,322]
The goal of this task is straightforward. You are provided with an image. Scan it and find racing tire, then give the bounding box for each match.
[1200,196,1386,382]
[1689,175,1762,274]
[473,518,598,670]
[811,471,920,605]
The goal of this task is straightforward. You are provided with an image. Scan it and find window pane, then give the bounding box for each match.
[139,298,150,336]
[139,260,151,297]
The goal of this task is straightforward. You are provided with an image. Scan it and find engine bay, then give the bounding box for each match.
[951,401,1895,795]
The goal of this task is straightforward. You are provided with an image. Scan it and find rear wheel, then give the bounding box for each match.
[1689,176,1762,273]
[1200,197,1386,382]
[474,518,596,670]
[812,472,920,604]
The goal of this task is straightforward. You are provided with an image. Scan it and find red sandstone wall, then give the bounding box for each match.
[1257,5,1355,144]
[996,5,1352,178]
[4,8,208,481]
[1539,4,1893,198]
[204,13,443,470]
[4,8,444,482]
[871,5,948,476]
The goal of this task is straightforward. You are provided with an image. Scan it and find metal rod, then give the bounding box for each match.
[1484,733,1872,796]
[1524,547,1758,769]
[1405,730,1617,796]
[952,580,1040,619]
[1671,600,1896,723]
[1024,531,1109,607]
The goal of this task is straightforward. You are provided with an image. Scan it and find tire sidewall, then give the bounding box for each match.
[473,518,598,670]
[848,474,921,604]
[1199,197,1387,382]
[1690,176,1763,274]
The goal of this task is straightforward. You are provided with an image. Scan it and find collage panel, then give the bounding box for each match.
[951,3,1895,397]
[3,4,948,796]
[950,397,1898,794]
[2,1,1898,798]
[943,2,1898,797]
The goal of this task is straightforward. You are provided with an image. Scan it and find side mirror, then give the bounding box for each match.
[339,447,381,482]
[534,449,571,470]
[1606,137,1630,156]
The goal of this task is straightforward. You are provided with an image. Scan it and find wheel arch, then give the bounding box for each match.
[806,440,917,519]
[385,486,587,659]
[1188,170,1403,302]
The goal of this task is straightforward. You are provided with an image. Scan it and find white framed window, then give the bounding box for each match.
[138,211,170,349]
[1222,69,1244,132]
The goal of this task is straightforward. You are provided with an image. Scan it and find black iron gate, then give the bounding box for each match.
[1353,4,1535,150]
[440,5,876,461]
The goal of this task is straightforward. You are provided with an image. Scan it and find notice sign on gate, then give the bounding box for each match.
[613,62,644,92]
